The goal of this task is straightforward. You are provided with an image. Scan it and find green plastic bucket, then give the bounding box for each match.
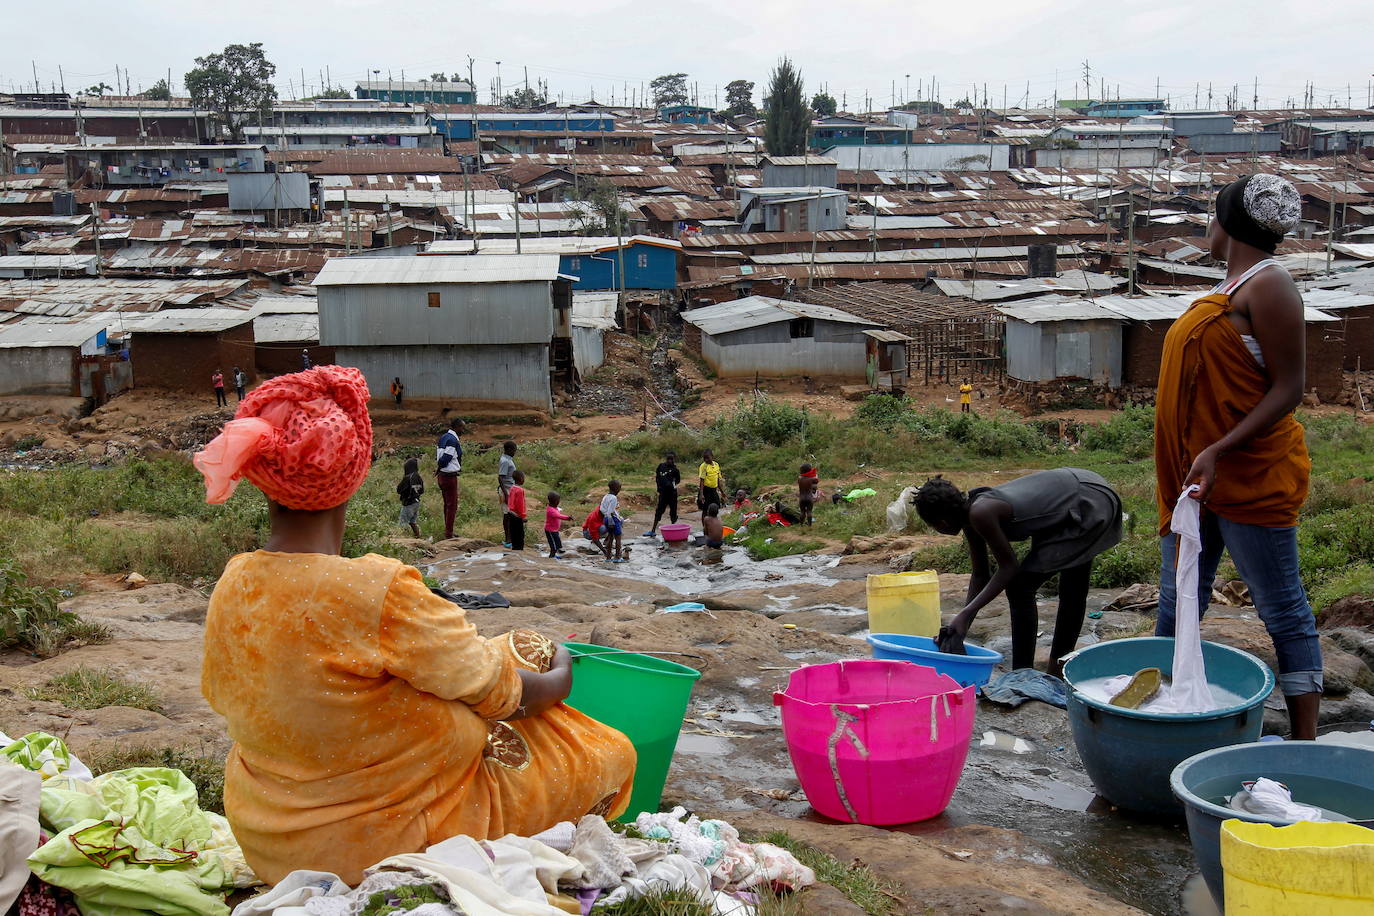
[563,642,702,819]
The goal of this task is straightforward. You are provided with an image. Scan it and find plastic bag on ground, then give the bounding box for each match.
[886,486,919,533]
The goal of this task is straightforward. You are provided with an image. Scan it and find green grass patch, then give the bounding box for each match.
[755,831,901,915]
[26,666,163,713]
[83,745,226,815]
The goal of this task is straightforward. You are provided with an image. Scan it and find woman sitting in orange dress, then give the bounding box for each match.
[193,366,636,885]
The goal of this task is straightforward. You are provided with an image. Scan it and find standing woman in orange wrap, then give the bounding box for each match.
[193,366,635,884]
[1154,174,1322,739]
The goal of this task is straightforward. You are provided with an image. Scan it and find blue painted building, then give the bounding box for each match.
[431,111,616,140]
[659,104,714,124]
[563,237,681,290]
[808,121,912,149]
[1084,98,1167,118]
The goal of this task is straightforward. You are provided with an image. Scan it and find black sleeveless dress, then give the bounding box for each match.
[968,468,1122,573]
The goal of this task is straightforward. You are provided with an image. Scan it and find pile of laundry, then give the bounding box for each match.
[234,807,815,916]
[0,731,814,916]
[0,731,257,916]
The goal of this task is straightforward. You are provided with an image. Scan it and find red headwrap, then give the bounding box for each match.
[193,365,373,510]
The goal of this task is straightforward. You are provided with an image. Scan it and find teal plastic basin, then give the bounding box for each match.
[1171,741,1374,909]
[1062,637,1274,814]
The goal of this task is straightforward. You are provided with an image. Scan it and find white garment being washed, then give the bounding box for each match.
[1169,487,1217,713]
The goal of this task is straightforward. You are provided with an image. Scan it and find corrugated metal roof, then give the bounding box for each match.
[682,295,874,335]
[427,235,681,256]
[123,308,254,334]
[0,255,97,271]
[996,297,1121,323]
[863,329,913,342]
[313,254,562,286]
[761,156,837,166]
[0,319,106,349]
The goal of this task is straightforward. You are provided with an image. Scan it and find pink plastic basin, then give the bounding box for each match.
[660,523,692,542]
[773,659,975,825]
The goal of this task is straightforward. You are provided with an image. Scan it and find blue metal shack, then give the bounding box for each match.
[430,112,616,140]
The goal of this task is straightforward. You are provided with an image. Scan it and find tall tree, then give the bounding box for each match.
[572,178,629,237]
[725,79,756,117]
[429,72,449,82]
[503,86,548,108]
[650,73,690,108]
[810,91,837,117]
[764,58,808,156]
[83,82,113,97]
[185,42,277,142]
[141,79,172,101]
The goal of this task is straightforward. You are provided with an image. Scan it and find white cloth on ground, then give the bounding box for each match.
[530,820,576,853]
[231,871,349,916]
[375,852,564,916]
[1169,486,1217,713]
[567,814,637,889]
[595,854,713,908]
[1230,777,1326,822]
[0,764,41,912]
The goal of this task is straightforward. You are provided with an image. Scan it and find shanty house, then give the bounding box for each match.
[737,187,847,233]
[122,308,257,391]
[998,298,1124,388]
[681,296,879,379]
[250,297,334,377]
[761,156,838,189]
[0,319,114,397]
[315,254,571,410]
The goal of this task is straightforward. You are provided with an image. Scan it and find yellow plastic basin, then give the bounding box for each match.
[1221,819,1374,914]
[866,570,941,638]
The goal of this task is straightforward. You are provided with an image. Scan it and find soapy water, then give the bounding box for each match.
[1073,676,1250,713]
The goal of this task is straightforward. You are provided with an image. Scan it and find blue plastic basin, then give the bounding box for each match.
[1171,741,1374,909]
[1061,637,1274,814]
[867,633,1003,688]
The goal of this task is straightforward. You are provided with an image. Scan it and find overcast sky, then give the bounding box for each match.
[11,0,1374,111]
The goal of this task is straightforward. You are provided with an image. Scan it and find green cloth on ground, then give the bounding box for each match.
[2,731,88,780]
[842,488,877,501]
[29,765,248,916]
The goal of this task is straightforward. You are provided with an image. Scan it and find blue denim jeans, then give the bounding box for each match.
[1156,514,1323,696]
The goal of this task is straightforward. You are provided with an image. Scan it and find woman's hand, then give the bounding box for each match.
[1184,444,1222,500]
[507,646,572,720]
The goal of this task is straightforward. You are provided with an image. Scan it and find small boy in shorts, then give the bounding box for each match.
[798,464,819,526]
[599,480,624,562]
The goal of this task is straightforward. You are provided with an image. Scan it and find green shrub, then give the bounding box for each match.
[1090,535,1159,589]
[908,539,971,574]
[709,397,810,447]
[1312,563,1374,613]
[854,393,911,431]
[1080,406,1156,461]
[0,558,109,657]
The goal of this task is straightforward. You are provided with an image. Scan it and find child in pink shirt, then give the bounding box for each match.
[545,490,572,558]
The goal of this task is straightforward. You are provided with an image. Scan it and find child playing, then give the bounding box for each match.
[504,470,527,551]
[396,457,425,538]
[702,504,725,549]
[582,506,606,555]
[599,480,624,562]
[545,491,572,558]
[798,464,819,526]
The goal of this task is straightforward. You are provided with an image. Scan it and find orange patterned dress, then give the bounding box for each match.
[202,551,635,884]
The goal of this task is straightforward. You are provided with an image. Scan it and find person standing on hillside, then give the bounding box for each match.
[396,456,425,538]
[504,470,527,552]
[212,369,227,408]
[697,449,725,514]
[435,418,464,540]
[959,380,974,414]
[233,367,248,402]
[497,441,518,547]
[1153,173,1322,740]
[647,451,681,537]
[390,377,405,408]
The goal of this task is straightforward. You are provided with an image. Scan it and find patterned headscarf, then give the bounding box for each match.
[193,366,373,510]
[1216,174,1301,254]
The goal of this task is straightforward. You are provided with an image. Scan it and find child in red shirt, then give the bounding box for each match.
[504,470,527,551]
[545,490,572,558]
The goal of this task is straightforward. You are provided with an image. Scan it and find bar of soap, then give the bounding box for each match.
[1109,667,1163,708]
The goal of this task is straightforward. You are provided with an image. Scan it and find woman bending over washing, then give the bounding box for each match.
[194,366,635,884]
[915,469,1123,678]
